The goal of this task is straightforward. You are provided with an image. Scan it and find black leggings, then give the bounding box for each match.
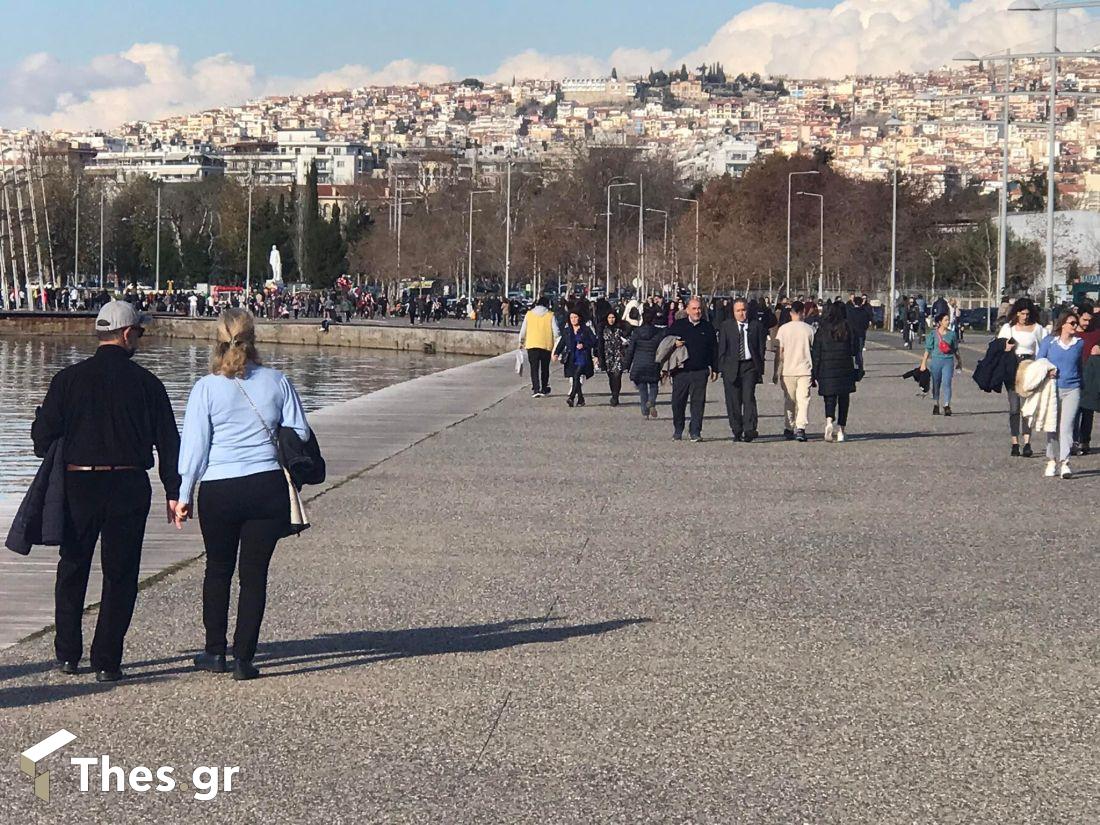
[824,393,850,426]
[198,470,290,662]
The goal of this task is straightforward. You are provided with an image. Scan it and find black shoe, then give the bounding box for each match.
[531,391,541,399]
[95,669,123,683]
[566,397,575,408]
[232,660,260,681]
[1082,443,1091,456]
[944,406,952,417]
[576,396,586,407]
[1011,444,1021,457]
[56,660,79,675]
[795,429,808,442]
[609,397,619,407]
[731,432,743,442]
[783,429,794,441]
[1022,444,1033,458]
[744,431,758,443]
[672,433,683,441]
[1071,442,1081,456]
[689,434,701,443]
[193,653,230,673]
[932,405,940,416]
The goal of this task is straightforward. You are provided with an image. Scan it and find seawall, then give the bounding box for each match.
[0,312,516,357]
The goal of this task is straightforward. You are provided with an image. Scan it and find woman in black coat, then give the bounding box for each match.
[623,307,664,419]
[553,310,598,407]
[811,300,861,442]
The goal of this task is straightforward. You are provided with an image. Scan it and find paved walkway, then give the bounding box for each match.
[0,340,1097,823]
[0,355,519,649]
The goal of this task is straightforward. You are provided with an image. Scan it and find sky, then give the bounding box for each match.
[0,0,1097,130]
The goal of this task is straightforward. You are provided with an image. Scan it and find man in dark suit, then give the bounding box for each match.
[718,298,769,442]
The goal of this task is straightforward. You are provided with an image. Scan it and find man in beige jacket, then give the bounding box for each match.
[772,300,815,442]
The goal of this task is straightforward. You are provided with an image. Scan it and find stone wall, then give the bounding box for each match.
[0,313,516,357]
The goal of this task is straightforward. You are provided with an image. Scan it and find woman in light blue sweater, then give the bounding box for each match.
[175,309,311,680]
[1036,311,1083,478]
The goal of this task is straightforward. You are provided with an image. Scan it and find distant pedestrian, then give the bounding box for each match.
[625,307,663,419]
[553,310,598,407]
[812,300,860,443]
[998,298,1045,457]
[919,311,963,416]
[773,300,815,442]
[596,310,628,406]
[717,298,768,442]
[1037,311,1083,479]
[518,296,559,398]
[664,297,717,442]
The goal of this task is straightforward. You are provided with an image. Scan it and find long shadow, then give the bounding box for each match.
[844,431,972,441]
[217,616,652,679]
[0,674,175,710]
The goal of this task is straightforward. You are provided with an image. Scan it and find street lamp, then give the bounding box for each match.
[884,115,904,331]
[674,196,700,297]
[787,170,819,297]
[245,166,254,296]
[467,189,494,301]
[1007,0,1100,299]
[797,192,824,299]
[154,178,162,293]
[99,189,105,289]
[605,179,635,296]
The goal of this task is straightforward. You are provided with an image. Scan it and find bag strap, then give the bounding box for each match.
[233,377,279,449]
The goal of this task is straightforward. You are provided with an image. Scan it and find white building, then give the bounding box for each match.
[560,78,637,104]
[220,129,375,186]
[84,148,225,182]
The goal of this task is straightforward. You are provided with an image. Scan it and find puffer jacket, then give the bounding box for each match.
[811,331,860,396]
[625,324,663,384]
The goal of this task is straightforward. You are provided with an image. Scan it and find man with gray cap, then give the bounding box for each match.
[31,300,182,682]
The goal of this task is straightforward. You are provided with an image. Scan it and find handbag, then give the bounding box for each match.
[234,378,309,534]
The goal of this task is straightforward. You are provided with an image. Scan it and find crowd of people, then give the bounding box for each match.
[518,290,1098,481]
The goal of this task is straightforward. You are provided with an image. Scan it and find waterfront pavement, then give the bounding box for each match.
[0,335,1097,823]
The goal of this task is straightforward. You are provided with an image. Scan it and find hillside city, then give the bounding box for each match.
[3,61,1100,206]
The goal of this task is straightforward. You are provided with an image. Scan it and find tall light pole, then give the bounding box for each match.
[467,189,493,301]
[505,159,512,298]
[674,196,700,297]
[74,173,81,288]
[798,192,824,299]
[154,179,162,293]
[647,207,668,292]
[605,179,635,296]
[245,166,254,296]
[786,170,819,297]
[885,116,904,331]
[1008,0,1100,300]
[99,189,105,289]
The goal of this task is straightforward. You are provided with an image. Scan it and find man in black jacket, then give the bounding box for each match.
[845,296,872,370]
[31,301,181,682]
[665,297,717,442]
[717,298,769,441]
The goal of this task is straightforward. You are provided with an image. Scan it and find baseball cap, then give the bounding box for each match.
[95,300,151,333]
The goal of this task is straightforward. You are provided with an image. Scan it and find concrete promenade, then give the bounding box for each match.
[0,338,1097,823]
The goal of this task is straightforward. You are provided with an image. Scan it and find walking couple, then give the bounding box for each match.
[12,303,320,682]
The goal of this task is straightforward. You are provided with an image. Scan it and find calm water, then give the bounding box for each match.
[0,336,475,499]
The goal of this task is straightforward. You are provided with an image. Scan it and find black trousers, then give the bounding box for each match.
[824,393,851,426]
[528,348,551,393]
[568,374,586,400]
[723,360,759,436]
[670,369,708,437]
[607,371,623,403]
[55,470,151,670]
[198,470,290,662]
[1074,407,1093,445]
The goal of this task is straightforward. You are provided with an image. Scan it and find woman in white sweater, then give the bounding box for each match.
[997,298,1048,458]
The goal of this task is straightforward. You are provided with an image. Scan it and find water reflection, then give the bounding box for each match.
[0,336,475,499]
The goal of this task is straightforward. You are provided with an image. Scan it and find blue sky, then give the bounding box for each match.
[0,0,794,77]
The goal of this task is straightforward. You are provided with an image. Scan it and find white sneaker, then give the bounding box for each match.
[824,418,835,443]
[835,426,845,442]
[1044,460,1057,477]
[1060,461,1074,479]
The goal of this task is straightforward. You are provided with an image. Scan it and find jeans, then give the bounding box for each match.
[670,369,708,437]
[1008,389,1032,439]
[1047,387,1081,463]
[824,393,850,426]
[198,470,290,662]
[637,381,658,414]
[929,357,955,406]
[527,348,551,394]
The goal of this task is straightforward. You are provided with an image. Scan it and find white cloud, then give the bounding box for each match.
[681,0,1098,78]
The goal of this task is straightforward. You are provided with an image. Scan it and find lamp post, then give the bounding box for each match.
[787,170,819,297]
[99,189,105,289]
[674,196,700,297]
[467,189,494,301]
[245,167,253,296]
[154,178,162,293]
[605,179,636,296]
[505,159,512,299]
[1007,0,1100,299]
[884,115,904,331]
[797,192,824,299]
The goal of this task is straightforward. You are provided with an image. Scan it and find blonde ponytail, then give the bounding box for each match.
[210,308,261,378]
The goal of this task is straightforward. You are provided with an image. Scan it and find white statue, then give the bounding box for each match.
[269,245,283,284]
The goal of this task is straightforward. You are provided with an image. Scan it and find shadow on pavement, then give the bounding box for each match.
[844,431,972,441]
[253,616,651,678]
[0,674,174,710]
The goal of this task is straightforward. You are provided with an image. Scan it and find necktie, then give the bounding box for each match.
[738,323,746,360]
